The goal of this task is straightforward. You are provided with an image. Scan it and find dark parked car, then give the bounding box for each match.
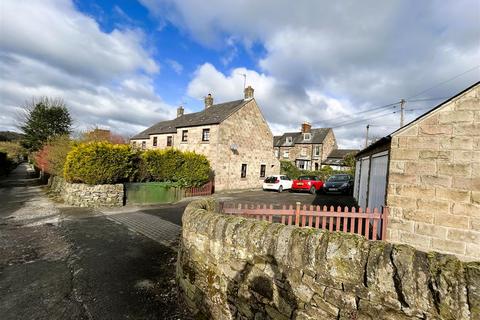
[323,174,354,194]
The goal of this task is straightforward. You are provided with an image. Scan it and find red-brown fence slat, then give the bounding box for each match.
[372,217,378,241]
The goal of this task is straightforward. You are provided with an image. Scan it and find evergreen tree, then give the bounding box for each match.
[19,97,72,151]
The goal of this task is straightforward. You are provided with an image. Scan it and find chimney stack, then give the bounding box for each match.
[177,106,184,117]
[204,93,213,109]
[244,85,254,100]
[301,121,311,133]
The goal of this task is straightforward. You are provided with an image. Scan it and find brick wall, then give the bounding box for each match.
[387,84,480,261]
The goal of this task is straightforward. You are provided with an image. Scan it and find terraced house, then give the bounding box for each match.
[130,86,280,191]
[273,123,337,171]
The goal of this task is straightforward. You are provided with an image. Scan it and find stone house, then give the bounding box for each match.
[273,124,338,170]
[354,81,480,261]
[130,86,280,191]
[322,148,359,171]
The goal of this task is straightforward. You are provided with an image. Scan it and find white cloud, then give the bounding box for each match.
[142,0,480,148]
[0,0,170,136]
[166,59,184,74]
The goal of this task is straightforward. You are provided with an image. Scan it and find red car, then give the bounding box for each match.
[292,175,324,194]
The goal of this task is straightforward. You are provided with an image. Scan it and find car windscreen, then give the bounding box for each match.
[327,175,349,182]
[264,177,277,183]
[298,176,314,180]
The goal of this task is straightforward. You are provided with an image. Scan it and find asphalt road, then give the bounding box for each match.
[0,164,192,320]
[0,165,357,320]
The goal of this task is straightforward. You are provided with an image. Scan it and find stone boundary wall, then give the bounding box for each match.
[49,176,123,207]
[177,199,480,320]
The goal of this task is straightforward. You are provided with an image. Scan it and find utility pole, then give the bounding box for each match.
[400,99,406,127]
[365,124,370,148]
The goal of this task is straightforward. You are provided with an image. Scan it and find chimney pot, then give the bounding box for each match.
[204,93,214,109]
[301,121,311,133]
[244,85,254,100]
[177,106,184,117]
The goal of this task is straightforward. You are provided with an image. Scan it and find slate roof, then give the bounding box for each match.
[273,128,331,147]
[327,149,359,159]
[131,99,248,139]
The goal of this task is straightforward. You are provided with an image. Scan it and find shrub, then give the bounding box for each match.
[34,135,73,176]
[280,160,302,179]
[0,151,14,176]
[0,141,26,163]
[177,151,211,187]
[141,149,184,182]
[139,149,211,186]
[64,142,135,184]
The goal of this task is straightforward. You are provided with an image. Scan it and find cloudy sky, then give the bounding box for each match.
[1,0,479,148]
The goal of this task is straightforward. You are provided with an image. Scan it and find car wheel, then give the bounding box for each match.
[278,186,283,193]
[310,186,316,194]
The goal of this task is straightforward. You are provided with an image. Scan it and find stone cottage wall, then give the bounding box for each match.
[177,199,479,320]
[215,99,280,190]
[387,84,480,261]
[49,176,123,207]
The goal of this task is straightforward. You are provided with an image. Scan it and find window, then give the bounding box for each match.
[315,163,319,170]
[301,147,307,156]
[141,141,146,150]
[286,136,292,144]
[260,164,266,178]
[304,133,311,140]
[132,141,137,148]
[153,136,157,147]
[182,130,188,142]
[314,145,321,157]
[202,128,210,142]
[167,136,173,146]
[283,150,289,158]
[274,149,279,158]
[241,164,247,178]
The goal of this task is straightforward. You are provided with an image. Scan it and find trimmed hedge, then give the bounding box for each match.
[64,142,135,184]
[140,149,210,186]
[63,142,212,187]
[176,151,210,187]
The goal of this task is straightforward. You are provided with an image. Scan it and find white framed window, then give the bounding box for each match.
[314,145,321,157]
[304,133,311,140]
[283,150,289,158]
[141,141,146,150]
[286,136,292,144]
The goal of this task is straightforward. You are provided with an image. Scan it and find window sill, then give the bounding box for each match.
[201,141,210,144]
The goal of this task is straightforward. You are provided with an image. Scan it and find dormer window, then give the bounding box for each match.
[286,136,292,144]
[304,133,311,141]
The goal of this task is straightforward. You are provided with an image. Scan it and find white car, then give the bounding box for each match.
[263,175,293,193]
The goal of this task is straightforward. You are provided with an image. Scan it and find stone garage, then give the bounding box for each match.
[354,81,480,261]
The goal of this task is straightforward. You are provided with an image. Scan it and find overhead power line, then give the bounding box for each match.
[407,65,480,99]
[311,101,400,127]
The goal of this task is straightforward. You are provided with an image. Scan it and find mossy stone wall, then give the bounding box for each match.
[177,199,480,320]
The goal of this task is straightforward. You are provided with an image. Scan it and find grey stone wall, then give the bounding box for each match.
[49,176,123,207]
[177,199,480,320]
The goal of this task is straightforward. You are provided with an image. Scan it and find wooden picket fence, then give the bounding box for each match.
[184,180,214,197]
[219,202,389,240]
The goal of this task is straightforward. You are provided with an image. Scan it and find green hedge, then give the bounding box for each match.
[280,160,346,180]
[140,149,210,186]
[64,142,135,184]
[0,151,14,176]
[63,142,212,186]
